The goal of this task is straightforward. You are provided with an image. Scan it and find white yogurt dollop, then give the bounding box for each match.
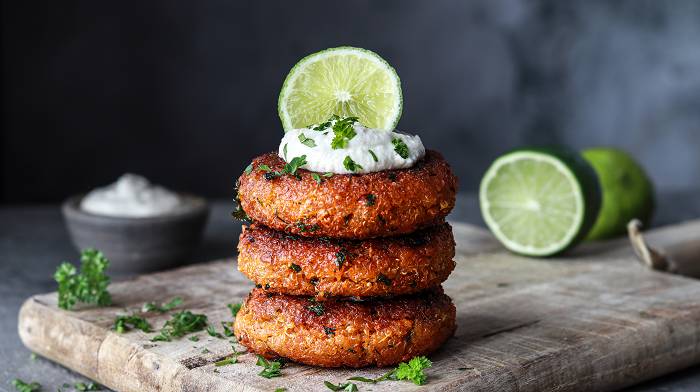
[278,119,425,174]
[81,174,181,217]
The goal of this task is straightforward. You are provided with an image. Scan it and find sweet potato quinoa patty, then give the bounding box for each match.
[238,223,455,298]
[234,287,456,367]
[236,150,457,239]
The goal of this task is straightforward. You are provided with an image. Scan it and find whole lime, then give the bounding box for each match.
[582,148,655,240]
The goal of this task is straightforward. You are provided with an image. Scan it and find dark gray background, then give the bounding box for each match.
[3,0,699,203]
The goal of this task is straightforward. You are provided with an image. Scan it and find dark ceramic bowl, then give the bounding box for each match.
[62,194,209,275]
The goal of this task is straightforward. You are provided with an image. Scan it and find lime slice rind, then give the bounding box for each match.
[480,149,599,257]
[278,47,402,131]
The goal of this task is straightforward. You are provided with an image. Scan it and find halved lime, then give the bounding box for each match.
[479,148,601,256]
[278,47,402,131]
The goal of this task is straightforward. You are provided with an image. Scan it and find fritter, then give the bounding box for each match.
[237,223,455,298]
[234,287,456,368]
[236,150,457,239]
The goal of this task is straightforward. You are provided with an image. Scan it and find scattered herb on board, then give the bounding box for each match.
[54,248,112,310]
[11,379,41,392]
[331,116,359,149]
[274,388,287,392]
[151,310,208,342]
[142,296,183,313]
[343,156,362,172]
[256,355,283,378]
[392,137,409,159]
[368,149,378,162]
[227,303,242,318]
[29,353,37,361]
[324,381,358,391]
[298,133,317,147]
[113,314,153,333]
[221,321,234,337]
[289,263,302,272]
[207,325,224,339]
[214,345,242,367]
[349,356,433,385]
[188,335,200,342]
[75,382,101,391]
[365,194,376,206]
[202,348,210,354]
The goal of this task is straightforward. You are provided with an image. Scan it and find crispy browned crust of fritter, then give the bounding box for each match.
[238,223,455,298]
[234,287,455,367]
[236,150,457,239]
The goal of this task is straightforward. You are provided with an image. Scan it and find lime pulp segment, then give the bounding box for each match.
[278,47,402,131]
[480,151,586,256]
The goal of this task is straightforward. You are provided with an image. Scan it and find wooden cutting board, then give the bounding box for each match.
[18,220,700,392]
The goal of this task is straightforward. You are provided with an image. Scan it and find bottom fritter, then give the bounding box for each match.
[234,287,456,368]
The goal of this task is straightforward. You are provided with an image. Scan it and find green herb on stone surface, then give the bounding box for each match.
[142,297,183,313]
[392,137,409,159]
[11,379,41,392]
[221,321,234,337]
[256,355,283,378]
[206,325,224,339]
[75,382,100,391]
[227,303,242,318]
[54,249,112,310]
[324,381,358,391]
[151,310,208,342]
[114,314,152,333]
[348,355,432,386]
[188,335,199,342]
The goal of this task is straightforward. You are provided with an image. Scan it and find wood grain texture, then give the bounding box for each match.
[18,220,700,392]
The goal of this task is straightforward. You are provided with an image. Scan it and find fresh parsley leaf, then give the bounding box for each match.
[114,314,152,333]
[54,249,111,310]
[221,321,234,337]
[347,376,376,383]
[274,388,287,392]
[324,381,358,391]
[394,356,432,385]
[331,117,358,149]
[343,156,363,172]
[75,382,101,391]
[283,143,288,160]
[151,310,208,341]
[227,303,242,318]
[258,164,272,172]
[289,263,302,272]
[206,325,224,339]
[392,137,409,159]
[323,172,334,178]
[311,173,322,184]
[188,335,199,342]
[283,155,307,176]
[368,149,378,162]
[256,355,283,378]
[11,379,41,392]
[232,185,251,223]
[202,348,210,354]
[298,133,317,148]
[142,297,183,313]
[244,163,253,175]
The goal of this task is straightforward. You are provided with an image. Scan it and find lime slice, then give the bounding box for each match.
[582,148,654,240]
[278,47,402,131]
[479,148,601,256]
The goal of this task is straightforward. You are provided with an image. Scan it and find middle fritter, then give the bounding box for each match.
[238,223,455,298]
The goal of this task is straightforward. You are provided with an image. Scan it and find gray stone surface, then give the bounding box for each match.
[1,193,699,391]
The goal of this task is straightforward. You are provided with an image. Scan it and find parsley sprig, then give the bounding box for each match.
[142,297,183,313]
[54,249,111,310]
[349,356,433,386]
[324,381,358,391]
[11,379,41,392]
[331,116,359,149]
[259,155,308,180]
[256,355,284,378]
[114,315,152,333]
[151,310,208,342]
[343,156,363,172]
[227,303,242,318]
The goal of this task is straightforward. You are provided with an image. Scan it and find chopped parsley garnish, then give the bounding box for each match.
[258,164,272,172]
[228,303,242,318]
[54,248,112,310]
[259,155,308,180]
[283,143,288,160]
[324,381,358,391]
[349,356,432,385]
[142,296,183,313]
[289,263,302,272]
[324,326,336,335]
[365,194,376,206]
[392,137,409,159]
[343,156,362,172]
[368,149,378,162]
[311,173,322,184]
[331,116,359,149]
[312,115,338,132]
[335,250,347,268]
[221,321,235,337]
[232,185,251,222]
[151,310,208,342]
[11,379,41,392]
[323,172,334,178]
[215,345,242,367]
[244,163,253,175]
[188,335,199,342]
[298,133,316,148]
[207,325,224,339]
[114,314,152,333]
[296,221,319,233]
[307,301,325,316]
[74,382,100,391]
[202,348,210,354]
[256,355,283,378]
[274,388,287,392]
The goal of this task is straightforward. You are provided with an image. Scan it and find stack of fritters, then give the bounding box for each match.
[234,150,458,367]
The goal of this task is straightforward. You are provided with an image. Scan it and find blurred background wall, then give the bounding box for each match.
[2,0,699,203]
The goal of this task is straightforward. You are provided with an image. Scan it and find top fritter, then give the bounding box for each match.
[236,149,457,239]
